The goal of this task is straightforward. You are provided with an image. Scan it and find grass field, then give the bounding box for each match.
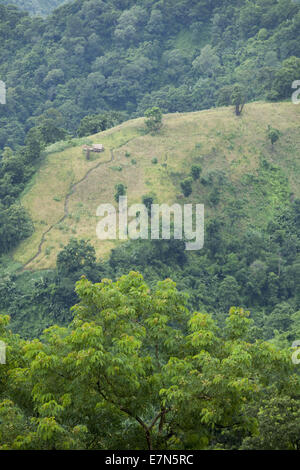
[13,101,300,270]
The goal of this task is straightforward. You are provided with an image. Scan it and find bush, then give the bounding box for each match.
[267,125,280,149]
[180,177,193,197]
[142,194,154,214]
[191,164,202,180]
[114,183,127,202]
[145,107,163,133]
[209,188,220,206]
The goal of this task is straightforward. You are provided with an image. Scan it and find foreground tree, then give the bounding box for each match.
[0,273,298,450]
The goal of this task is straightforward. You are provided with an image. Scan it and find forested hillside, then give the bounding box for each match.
[1,0,300,151]
[0,0,67,16]
[0,0,300,452]
[2,101,300,349]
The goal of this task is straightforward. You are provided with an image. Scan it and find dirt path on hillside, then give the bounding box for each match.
[19,129,143,272]
[20,149,115,271]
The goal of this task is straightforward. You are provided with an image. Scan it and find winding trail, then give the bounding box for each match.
[20,149,115,271]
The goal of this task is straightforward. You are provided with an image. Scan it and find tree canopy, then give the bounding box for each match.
[0,272,298,450]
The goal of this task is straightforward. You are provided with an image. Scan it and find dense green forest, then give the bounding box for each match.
[0,0,67,16]
[1,0,300,151]
[1,274,299,449]
[0,0,300,451]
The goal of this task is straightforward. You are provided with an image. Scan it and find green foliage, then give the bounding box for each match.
[1,0,300,450]
[114,183,126,202]
[271,56,300,100]
[0,272,298,450]
[23,128,45,163]
[77,112,125,138]
[56,238,96,277]
[190,164,202,181]
[231,84,246,116]
[37,119,67,145]
[145,107,163,133]
[0,108,71,255]
[217,83,247,115]
[0,203,33,253]
[180,177,193,197]
[267,125,280,148]
[0,1,300,151]
[241,396,300,450]
[142,194,154,213]
[209,187,220,206]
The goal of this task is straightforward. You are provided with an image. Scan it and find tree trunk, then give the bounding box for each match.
[145,429,153,450]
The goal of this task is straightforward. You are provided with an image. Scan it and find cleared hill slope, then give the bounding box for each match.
[13,102,300,270]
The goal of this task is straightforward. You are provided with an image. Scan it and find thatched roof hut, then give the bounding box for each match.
[82,143,104,160]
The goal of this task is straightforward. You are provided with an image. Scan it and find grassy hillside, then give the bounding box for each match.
[13,101,300,270]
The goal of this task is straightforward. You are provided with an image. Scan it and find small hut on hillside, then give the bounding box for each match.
[83,144,104,160]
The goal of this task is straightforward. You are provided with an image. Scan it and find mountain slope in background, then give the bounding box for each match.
[1,0,300,151]
[13,101,300,270]
[0,0,67,16]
